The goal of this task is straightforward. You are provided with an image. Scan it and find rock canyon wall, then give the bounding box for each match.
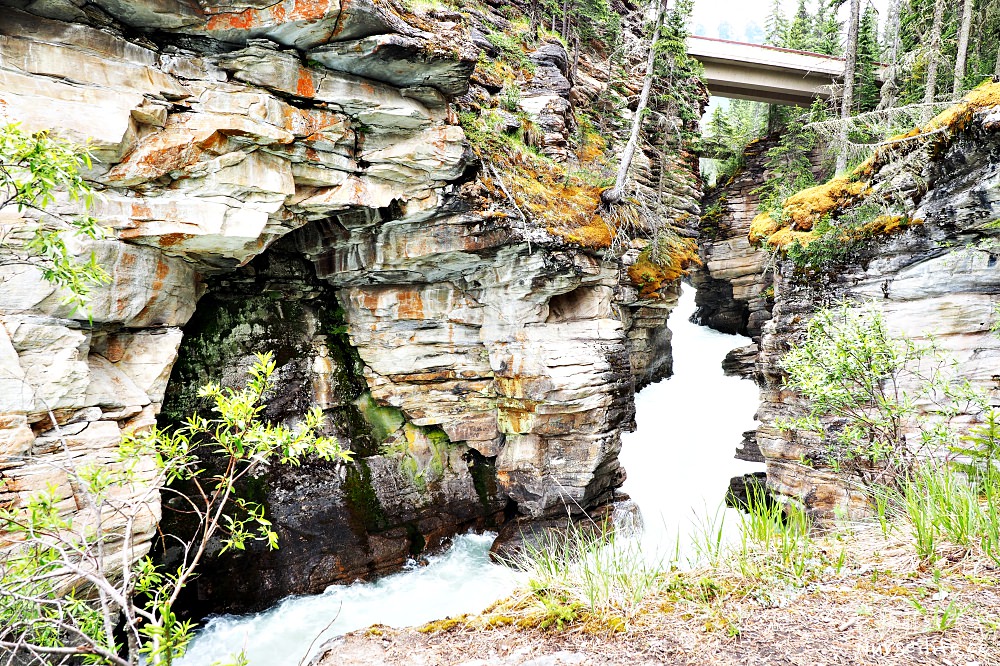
[0,0,703,612]
[699,89,1000,518]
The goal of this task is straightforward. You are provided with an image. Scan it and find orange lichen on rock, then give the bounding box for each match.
[925,81,1000,133]
[627,239,700,299]
[205,0,332,30]
[781,177,868,231]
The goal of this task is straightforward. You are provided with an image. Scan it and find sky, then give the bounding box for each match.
[690,0,891,45]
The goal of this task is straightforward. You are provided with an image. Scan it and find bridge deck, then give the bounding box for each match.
[686,36,874,107]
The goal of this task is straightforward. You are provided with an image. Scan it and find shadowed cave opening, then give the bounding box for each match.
[156,221,507,619]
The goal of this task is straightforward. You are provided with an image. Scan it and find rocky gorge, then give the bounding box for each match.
[698,85,1000,518]
[0,0,705,615]
[4,0,1000,658]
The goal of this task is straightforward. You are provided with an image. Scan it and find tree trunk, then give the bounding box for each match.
[924,0,946,110]
[572,33,581,82]
[836,0,861,174]
[878,0,903,110]
[530,0,540,41]
[562,0,570,41]
[996,40,1000,77]
[954,0,974,94]
[603,0,668,206]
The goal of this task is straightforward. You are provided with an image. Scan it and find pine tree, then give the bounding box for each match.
[970,0,1000,80]
[836,0,861,174]
[812,1,841,56]
[786,0,813,50]
[765,0,789,47]
[854,6,881,113]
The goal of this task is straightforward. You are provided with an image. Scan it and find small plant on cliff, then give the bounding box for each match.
[779,304,986,491]
[752,104,825,220]
[0,352,352,665]
[0,122,109,310]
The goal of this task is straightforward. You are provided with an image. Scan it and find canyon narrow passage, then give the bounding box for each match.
[618,285,764,561]
[177,286,762,666]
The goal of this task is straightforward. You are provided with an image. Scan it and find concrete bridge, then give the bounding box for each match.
[686,36,876,107]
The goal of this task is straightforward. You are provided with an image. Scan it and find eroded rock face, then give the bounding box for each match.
[756,110,1000,517]
[693,137,826,340]
[0,0,702,611]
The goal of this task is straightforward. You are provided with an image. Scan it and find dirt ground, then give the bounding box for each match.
[317,565,1000,666]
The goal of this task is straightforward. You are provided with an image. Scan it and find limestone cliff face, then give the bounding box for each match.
[692,140,776,340]
[0,0,702,611]
[693,136,828,342]
[752,99,1000,517]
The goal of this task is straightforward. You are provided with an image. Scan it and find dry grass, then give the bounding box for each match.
[327,521,1000,665]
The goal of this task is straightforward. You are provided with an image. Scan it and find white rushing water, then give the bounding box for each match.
[178,285,762,665]
[177,533,523,666]
[618,285,763,562]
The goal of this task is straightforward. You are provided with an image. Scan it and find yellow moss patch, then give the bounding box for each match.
[925,81,1000,133]
[748,212,781,244]
[782,177,868,231]
[627,238,701,299]
[766,227,817,249]
[747,178,866,248]
[417,616,467,633]
[836,215,923,243]
[860,215,905,235]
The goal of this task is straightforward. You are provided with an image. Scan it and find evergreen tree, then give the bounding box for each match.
[765,0,789,47]
[854,6,881,113]
[786,0,814,50]
[971,0,1000,81]
[812,1,842,56]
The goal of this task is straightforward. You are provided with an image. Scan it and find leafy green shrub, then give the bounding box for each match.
[779,304,986,489]
[0,352,351,665]
[0,122,108,309]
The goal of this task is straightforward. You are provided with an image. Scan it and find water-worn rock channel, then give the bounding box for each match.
[176,286,762,665]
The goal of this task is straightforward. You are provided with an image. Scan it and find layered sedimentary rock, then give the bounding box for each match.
[753,94,1000,517]
[693,136,827,341]
[0,0,702,611]
[692,139,776,339]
